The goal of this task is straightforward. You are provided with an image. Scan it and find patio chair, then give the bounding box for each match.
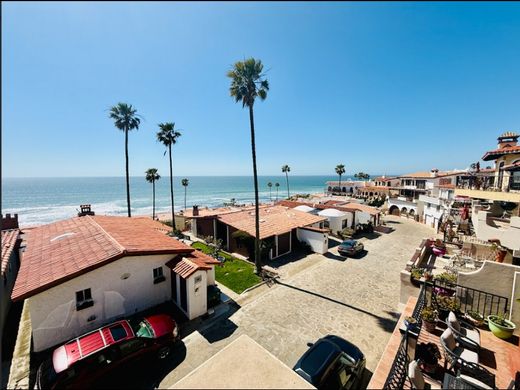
[446,311,481,352]
[408,360,431,390]
[440,329,495,389]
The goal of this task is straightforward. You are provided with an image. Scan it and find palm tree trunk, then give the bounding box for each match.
[276,187,279,201]
[339,174,342,194]
[184,186,187,211]
[269,188,272,201]
[125,128,131,217]
[249,105,261,275]
[169,145,176,231]
[152,180,156,220]
[285,172,290,199]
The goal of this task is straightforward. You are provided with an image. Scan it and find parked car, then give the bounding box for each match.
[36,314,179,389]
[293,335,366,390]
[338,240,364,257]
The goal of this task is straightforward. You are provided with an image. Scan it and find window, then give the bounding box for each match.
[76,288,93,311]
[342,219,349,229]
[323,220,330,229]
[153,266,165,284]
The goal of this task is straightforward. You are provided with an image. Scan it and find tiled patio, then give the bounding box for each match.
[368,296,520,389]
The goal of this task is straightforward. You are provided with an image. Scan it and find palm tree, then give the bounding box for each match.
[282,164,291,198]
[157,122,182,232]
[181,178,189,211]
[145,168,161,220]
[227,57,269,275]
[275,182,280,201]
[267,182,273,201]
[335,164,346,193]
[109,103,141,217]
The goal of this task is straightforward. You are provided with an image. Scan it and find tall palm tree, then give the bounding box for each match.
[181,178,189,211]
[275,182,280,201]
[335,164,346,193]
[145,168,161,220]
[267,182,273,201]
[227,57,269,275]
[109,103,141,217]
[157,122,182,232]
[282,164,291,198]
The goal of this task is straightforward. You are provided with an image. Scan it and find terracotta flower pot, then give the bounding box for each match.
[423,320,437,332]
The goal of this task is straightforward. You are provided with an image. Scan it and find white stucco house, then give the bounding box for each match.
[11,214,219,352]
[317,208,353,235]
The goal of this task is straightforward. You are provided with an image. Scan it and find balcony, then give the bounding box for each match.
[418,195,442,206]
[369,284,520,389]
[455,187,520,203]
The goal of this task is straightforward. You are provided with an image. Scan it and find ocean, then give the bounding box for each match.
[1,175,355,227]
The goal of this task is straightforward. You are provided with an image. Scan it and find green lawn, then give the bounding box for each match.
[192,241,261,294]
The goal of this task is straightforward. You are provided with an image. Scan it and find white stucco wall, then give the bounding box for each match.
[472,210,520,251]
[458,261,520,331]
[324,214,353,234]
[187,270,208,320]
[354,211,371,225]
[296,228,328,254]
[28,253,176,352]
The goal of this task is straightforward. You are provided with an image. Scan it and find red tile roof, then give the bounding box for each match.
[217,206,326,239]
[169,250,219,279]
[2,229,20,276]
[482,145,520,161]
[12,216,194,301]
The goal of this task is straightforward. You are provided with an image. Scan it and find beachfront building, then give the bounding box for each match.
[356,176,400,200]
[278,199,381,234]
[1,214,21,342]
[11,215,219,352]
[325,180,365,196]
[455,132,520,252]
[185,205,329,257]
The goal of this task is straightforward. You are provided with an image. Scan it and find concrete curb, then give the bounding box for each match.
[7,300,32,390]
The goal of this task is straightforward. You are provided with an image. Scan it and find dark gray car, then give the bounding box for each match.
[293,335,366,390]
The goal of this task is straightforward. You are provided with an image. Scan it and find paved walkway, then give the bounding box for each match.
[160,216,435,387]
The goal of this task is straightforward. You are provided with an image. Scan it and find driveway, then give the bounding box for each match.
[159,216,435,387]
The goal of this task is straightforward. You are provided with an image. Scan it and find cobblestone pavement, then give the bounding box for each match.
[160,216,435,387]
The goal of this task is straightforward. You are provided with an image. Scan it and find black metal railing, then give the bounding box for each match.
[383,285,427,390]
[430,279,509,318]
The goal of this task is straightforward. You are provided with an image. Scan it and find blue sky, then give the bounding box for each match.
[3,1,520,177]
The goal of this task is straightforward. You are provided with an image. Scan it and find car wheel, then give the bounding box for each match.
[158,346,170,359]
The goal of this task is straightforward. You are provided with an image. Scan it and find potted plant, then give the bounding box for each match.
[465,310,485,328]
[487,315,516,339]
[410,267,424,287]
[432,239,447,256]
[434,271,457,285]
[421,307,437,332]
[423,270,433,282]
[415,342,441,374]
[435,295,460,321]
[489,241,507,263]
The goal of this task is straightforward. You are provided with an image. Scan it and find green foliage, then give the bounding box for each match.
[436,295,460,312]
[341,227,355,239]
[335,164,346,176]
[467,310,484,322]
[145,168,161,183]
[227,58,269,108]
[157,122,182,147]
[192,242,261,294]
[434,272,457,284]
[109,103,141,132]
[410,267,425,280]
[421,307,437,322]
[488,315,514,328]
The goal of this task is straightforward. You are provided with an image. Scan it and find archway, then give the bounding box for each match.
[389,205,400,216]
[342,187,347,193]
[409,209,415,218]
[401,207,408,216]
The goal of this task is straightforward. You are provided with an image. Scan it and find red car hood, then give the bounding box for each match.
[145,314,176,338]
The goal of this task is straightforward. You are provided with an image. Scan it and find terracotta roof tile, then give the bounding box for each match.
[217,206,326,239]
[482,145,520,161]
[170,251,218,279]
[12,216,193,301]
[2,229,20,275]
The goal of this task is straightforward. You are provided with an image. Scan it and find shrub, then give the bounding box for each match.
[434,272,457,284]
[436,295,460,312]
[410,267,425,280]
[421,307,437,322]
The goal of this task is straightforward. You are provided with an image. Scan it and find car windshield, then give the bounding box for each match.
[131,319,154,338]
[109,324,128,341]
[341,241,356,247]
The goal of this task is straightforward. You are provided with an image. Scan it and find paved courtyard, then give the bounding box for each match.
[159,216,435,388]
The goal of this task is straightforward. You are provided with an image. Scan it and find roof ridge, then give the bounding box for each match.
[86,215,126,253]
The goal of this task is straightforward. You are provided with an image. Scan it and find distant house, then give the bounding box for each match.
[185,205,329,257]
[1,214,21,340]
[325,181,365,195]
[11,214,219,352]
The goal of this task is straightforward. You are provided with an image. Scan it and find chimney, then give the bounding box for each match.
[1,213,19,230]
[497,131,519,149]
[192,205,199,216]
[430,168,439,178]
[78,204,95,217]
